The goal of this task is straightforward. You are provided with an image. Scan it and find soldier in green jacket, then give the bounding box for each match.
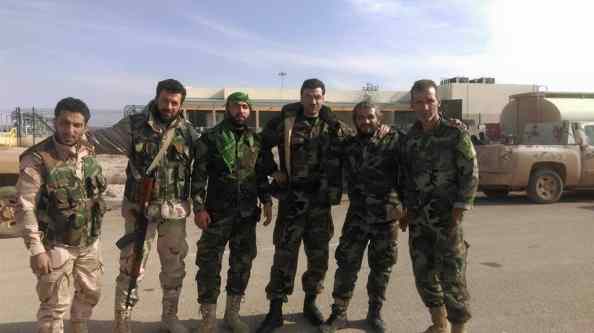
[320,101,402,333]
[399,79,478,333]
[192,92,274,333]
[16,97,107,333]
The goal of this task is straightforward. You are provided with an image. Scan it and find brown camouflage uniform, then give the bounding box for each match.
[16,136,106,332]
[90,101,199,328]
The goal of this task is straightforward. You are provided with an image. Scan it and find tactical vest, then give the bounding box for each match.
[124,112,196,203]
[27,138,107,248]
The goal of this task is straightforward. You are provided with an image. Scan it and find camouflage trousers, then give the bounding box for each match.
[114,203,189,311]
[409,209,471,324]
[332,213,398,304]
[266,190,334,301]
[195,210,258,304]
[35,240,103,331]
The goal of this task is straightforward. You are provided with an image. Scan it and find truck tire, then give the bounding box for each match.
[483,189,510,199]
[527,169,563,203]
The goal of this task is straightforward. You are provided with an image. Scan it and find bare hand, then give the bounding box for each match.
[448,118,468,131]
[399,210,413,232]
[262,202,273,226]
[451,208,465,227]
[194,210,211,230]
[377,124,391,138]
[272,171,287,185]
[30,252,51,275]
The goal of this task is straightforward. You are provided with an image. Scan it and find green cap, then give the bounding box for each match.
[226,91,252,108]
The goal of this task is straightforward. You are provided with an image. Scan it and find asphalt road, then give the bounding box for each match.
[1,192,593,333]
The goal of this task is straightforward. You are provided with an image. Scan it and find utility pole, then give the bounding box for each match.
[278,71,287,98]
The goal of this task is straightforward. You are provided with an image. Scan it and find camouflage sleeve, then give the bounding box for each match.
[191,135,209,213]
[88,116,132,156]
[454,130,479,210]
[399,136,419,211]
[256,139,275,204]
[387,133,402,208]
[325,124,348,205]
[15,154,46,256]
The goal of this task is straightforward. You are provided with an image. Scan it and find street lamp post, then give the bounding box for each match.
[278,71,287,98]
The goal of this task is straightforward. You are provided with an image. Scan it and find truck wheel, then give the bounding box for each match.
[483,189,510,199]
[527,169,563,203]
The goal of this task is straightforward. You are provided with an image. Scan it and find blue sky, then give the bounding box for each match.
[1,0,593,110]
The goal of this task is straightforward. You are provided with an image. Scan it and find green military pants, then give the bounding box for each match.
[195,211,258,304]
[409,209,471,324]
[332,215,398,304]
[265,190,334,301]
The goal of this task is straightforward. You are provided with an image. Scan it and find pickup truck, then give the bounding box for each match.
[476,121,594,203]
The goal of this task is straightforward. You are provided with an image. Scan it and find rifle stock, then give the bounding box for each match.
[123,176,154,309]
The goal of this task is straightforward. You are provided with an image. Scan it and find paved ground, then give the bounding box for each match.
[1,192,593,333]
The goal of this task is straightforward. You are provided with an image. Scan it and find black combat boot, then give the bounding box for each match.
[366,301,386,333]
[303,293,325,326]
[256,299,284,333]
[319,298,349,333]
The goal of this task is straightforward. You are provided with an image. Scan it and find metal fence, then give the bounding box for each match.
[0,107,54,147]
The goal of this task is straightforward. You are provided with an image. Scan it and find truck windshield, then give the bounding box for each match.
[584,125,594,145]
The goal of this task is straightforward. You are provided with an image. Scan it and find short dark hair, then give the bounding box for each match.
[352,100,382,122]
[54,97,90,123]
[300,78,326,95]
[410,79,438,100]
[156,78,187,103]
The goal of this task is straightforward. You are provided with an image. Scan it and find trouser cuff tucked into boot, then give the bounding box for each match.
[224,294,249,333]
[303,293,324,326]
[319,298,349,333]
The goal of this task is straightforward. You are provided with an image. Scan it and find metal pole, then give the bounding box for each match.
[32,106,36,144]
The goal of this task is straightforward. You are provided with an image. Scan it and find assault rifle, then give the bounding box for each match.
[115,176,155,308]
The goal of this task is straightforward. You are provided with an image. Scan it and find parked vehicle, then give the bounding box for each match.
[477,92,594,203]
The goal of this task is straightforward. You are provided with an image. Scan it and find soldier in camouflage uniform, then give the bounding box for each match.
[90,79,199,333]
[16,98,107,333]
[320,101,402,333]
[192,92,274,333]
[399,80,478,333]
[256,79,347,333]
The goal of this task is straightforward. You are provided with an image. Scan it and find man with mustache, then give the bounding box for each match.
[320,101,402,333]
[16,97,107,333]
[256,78,348,333]
[399,79,478,333]
[90,79,199,333]
[192,92,273,333]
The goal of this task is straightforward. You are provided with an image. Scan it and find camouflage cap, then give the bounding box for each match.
[226,91,252,108]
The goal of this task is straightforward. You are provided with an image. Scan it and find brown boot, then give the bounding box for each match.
[161,291,189,333]
[423,306,449,333]
[71,320,88,333]
[199,303,217,333]
[113,309,133,333]
[451,323,467,333]
[224,295,249,333]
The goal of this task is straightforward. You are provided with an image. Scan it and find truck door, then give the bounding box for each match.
[576,122,594,186]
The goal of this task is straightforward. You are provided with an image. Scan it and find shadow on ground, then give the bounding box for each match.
[475,191,594,206]
[0,314,379,333]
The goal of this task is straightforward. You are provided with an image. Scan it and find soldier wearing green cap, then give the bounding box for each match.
[192,91,274,333]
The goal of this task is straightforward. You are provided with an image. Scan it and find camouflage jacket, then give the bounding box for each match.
[328,128,403,224]
[17,136,107,251]
[90,101,200,219]
[260,102,346,202]
[400,118,479,212]
[191,119,272,218]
